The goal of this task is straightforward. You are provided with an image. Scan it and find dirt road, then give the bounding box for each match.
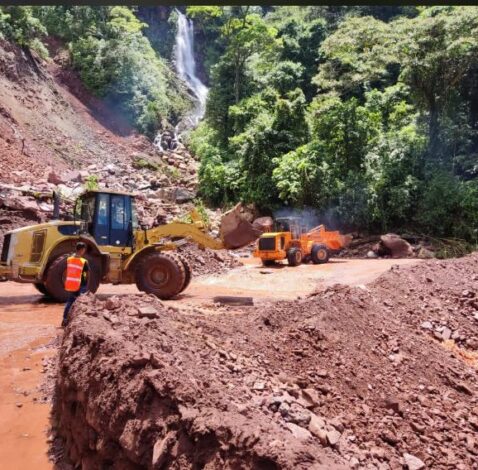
[0,257,419,469]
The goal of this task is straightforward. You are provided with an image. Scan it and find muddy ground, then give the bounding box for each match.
[0,257,418,470]
[53,254,478,470]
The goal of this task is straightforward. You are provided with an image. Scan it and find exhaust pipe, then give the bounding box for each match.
[52,191,60,220]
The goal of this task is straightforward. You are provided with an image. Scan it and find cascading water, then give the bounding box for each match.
[155,10,208,151]
[175,10,208,125]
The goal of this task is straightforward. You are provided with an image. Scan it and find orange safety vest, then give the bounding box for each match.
[64,256,87,292]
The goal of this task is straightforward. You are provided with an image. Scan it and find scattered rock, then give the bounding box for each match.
[326,429,341,447]
[403,452,425,470]
[173,188,195,203]
[308,414,327,444]
[252,381,265,391]
[286,422,312,441]
[152,432,175,468]
[420,321,433,330]
[137,305,159,318]
[441,327,452,341]
[47,171,64,185]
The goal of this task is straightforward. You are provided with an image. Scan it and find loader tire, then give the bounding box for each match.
[34,282,51,297]
[44,254,101,302]
[287,247,302,267]
[311,244,329,264]
[135,251,186,300]
[261,259,276,266]
[178,255,192,293]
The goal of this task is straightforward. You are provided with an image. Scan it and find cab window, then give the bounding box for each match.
[81,196,96,224]
[111,195,126,230]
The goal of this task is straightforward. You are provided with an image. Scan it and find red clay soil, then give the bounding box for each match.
[54,254,478,469]
[0,38,152,185]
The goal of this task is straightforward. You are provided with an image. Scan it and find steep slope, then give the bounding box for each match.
[0,38,153,183]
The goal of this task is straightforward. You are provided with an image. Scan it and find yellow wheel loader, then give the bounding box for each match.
[0,190,260,301]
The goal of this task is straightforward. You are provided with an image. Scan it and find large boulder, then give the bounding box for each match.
[253,216,274,233]
[1,195,39,214]
[378,233,413,258]
[173,188,196,204]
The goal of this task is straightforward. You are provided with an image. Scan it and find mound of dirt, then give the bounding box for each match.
[55,254,478,469]
[55,294,345,469]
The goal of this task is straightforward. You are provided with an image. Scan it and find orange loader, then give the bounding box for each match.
[253,217,352,267]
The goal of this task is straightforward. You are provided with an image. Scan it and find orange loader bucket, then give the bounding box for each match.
[307,225,352,251]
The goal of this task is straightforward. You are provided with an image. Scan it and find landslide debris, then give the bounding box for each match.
[55,294,345,469]
[55,254,478,469]
[0,39,243,275]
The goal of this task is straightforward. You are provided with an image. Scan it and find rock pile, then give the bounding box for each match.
[177,243,241,276]
[0,38,225,260]
[55,293,345,469]
[342,233,436,260]
[55,253,478,469]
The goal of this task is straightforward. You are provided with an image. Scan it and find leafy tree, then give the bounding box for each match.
[267,7,327,99]
[395,7,478,159]
[0,6,48,57]
[205,10,280,143]
[314,16,399,98]
[33,6,110,41]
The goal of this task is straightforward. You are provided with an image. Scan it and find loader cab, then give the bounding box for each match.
[78,191,138,247]
[274,217,305,239]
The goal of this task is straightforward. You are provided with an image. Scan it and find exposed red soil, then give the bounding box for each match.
[54,254,478,469]
[0,38,152,184]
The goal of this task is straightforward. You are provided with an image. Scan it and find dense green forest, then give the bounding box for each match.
[1,6,478,242]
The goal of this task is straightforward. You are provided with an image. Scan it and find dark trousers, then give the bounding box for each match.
[63,286,88,323]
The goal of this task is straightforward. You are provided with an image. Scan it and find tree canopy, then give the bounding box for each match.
[1,5,478,243]
[188,6,478,243]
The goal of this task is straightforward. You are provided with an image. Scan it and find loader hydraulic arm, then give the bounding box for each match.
[147,222,225,250]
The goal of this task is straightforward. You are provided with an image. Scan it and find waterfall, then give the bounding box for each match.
[155,10,208,152]
[175,9,208,125]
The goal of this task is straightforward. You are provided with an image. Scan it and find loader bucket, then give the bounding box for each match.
[307,225,353,251]
[220,203,262,249]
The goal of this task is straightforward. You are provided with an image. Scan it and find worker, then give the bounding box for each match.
[62,241,89,327]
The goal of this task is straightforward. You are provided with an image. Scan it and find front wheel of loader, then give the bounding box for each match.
[135,251,186,300]
[311,244,330,264]
[262,259,276,267]
[34,283,51,297]
[287,247,303,267]
[44,254,101,302]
